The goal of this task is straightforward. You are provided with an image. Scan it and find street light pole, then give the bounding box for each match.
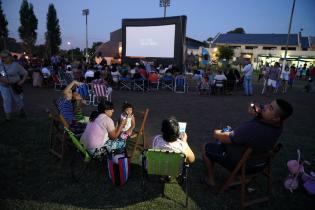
[82,9,89,63]
[159,0,170,18]
[67,41,73,61]
[282,0,296,72]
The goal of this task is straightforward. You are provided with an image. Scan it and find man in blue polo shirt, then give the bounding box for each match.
[201,99,293,186]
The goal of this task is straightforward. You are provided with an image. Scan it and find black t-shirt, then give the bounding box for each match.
[226,118,282,165]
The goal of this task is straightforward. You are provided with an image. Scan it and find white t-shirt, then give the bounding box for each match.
[280,70,289,81]
[214,74,227,81]
[84,70,94,79]
[152,135,189,154]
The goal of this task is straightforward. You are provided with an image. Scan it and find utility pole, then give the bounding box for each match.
[159,0,170,18]
[282,0,296,72]
[67,41,73,61]
[82,9,89,63]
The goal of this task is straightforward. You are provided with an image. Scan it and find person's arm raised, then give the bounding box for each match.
[63,80,81,99]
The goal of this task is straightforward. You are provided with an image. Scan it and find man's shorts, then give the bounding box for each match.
[267,79,277,88]
[205,142,236,171]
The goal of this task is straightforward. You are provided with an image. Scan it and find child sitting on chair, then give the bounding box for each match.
[119,102,135,140]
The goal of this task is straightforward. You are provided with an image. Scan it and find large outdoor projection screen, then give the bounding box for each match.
[126,25,175,58]
[122,16,187,68]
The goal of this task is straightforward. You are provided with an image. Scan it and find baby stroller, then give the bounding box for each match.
[284,149,315,195]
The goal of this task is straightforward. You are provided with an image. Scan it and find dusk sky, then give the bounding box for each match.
[3,0,315,50]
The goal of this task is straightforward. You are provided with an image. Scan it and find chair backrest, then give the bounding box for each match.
[175,75,186,87]
[148,72,159,83]
[76,83,90,98]
[144,149,186,177]
[129,108,149,159]
[64,127,91,162]
[92,83,108,97]
[137,108,149,137]
[215,79,225,87]
[236,143,282,175]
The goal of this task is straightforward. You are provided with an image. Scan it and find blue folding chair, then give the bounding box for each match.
[174,75,188,93]
[161,75,174,91]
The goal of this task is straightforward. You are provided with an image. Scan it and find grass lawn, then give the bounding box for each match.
[0,79,314,210]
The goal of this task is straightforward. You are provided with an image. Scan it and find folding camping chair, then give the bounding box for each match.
[47,107,69,160]
[133,78,145,92]
[126,108,149,160]
[92,83,112,106]
[148,72,160,91]
[213,79,226,95]
[76,83,93,105]
[161,75,174,91]
[64,127,107,182]
[52,74,67,91]
[218,143,282,209]
[142,149,189,207]
[174,75,188,93]
[119,76,133,91]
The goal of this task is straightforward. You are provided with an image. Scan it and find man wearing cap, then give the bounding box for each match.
[0,50,28,121]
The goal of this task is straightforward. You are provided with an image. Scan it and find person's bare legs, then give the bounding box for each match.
[201,143,216,186]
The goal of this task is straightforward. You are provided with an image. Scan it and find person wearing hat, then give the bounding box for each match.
[0,50,28,121]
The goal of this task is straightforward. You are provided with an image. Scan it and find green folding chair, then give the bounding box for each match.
[64,128,107,182]
[142,149,189,207]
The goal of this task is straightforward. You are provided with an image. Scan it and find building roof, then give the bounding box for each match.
[301,37,309,49]
[95,40,119,57]
[213,33,299,46]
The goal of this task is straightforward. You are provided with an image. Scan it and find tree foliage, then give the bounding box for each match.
[90,42,103,56]
[18,0,38,55]
[45,4,61,58]
[0,0,8,50]
[227,27,245,34]
[216,45,234,61]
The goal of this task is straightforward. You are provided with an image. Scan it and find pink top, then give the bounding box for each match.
[80,113,115,149]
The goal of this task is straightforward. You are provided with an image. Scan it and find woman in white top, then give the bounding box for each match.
[151,117,195,164]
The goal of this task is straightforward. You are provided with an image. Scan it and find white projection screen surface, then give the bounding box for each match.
[125,25,175,58]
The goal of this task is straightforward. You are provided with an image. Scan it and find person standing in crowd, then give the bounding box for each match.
[288,65,297,89]
[0,50,28,122]
[242,60,253,96]
[280,66,290,94]
[265,62,281,95]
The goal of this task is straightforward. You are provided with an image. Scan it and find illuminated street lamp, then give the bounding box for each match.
[67,41,73,61]
[82,9,89,63]
[159,0,170,18]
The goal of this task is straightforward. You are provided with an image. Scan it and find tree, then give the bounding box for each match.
[0,0,8,50]
[90,42,103,56]
[207,37,213,42]
[45,4,61,58]
[7,37,23,53]
[227,27,246,34]
[216,45,234,61]
[18,0,38,55]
